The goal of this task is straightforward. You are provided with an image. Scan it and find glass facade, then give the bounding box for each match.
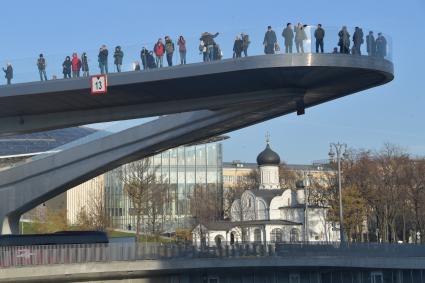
[104,142,223,232]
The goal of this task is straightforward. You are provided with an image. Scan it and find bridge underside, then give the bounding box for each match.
[0,54,393,234]
[0,54,393,136]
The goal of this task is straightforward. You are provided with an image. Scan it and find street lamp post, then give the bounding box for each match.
[329,142,348,243]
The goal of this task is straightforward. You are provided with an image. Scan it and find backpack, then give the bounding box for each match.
[166,42,174,54]
[38,58,46,69]
[147,52,157,68]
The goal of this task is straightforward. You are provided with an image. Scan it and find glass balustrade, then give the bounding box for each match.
[0,25,392,86]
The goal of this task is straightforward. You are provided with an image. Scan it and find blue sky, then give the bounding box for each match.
[1,0,424,164]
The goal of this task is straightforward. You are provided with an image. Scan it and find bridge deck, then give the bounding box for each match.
[0,54,393,136]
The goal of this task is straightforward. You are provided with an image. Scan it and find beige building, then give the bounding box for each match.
[223,161,332,190]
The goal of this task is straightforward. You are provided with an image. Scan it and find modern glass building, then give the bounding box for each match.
[104,141,223,232]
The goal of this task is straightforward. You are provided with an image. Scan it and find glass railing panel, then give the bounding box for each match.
[0,25,392,86]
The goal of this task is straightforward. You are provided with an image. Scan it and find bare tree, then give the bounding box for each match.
[146,180,169,235]
[119,159,157,238]
[76,191,110,231]
[190,184,222,225]
[279,163,301,189]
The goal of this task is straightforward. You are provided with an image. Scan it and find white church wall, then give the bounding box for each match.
[280,207,304,223]
[269,197,282,220]
[259,165,280,190]
[257,198,268,220]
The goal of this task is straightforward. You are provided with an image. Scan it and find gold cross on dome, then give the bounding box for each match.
[265,132,270,144]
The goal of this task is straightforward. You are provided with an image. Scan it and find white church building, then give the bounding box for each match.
[192,141,340,246]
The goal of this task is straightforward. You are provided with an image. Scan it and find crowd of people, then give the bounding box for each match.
[263,23,388,58]
[1,25,388,85]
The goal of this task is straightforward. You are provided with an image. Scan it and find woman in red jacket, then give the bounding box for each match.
[71,53,82,78]
[153,38,165,68]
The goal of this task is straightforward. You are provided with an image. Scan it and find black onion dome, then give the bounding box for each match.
[256,143,280,166]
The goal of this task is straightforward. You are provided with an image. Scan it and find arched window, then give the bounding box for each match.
[214,235,224,247]
[270,228,283,243]
[254,229,262,242]
[230,232,235,245]
[290,228,300,242]
[257,200,267,220]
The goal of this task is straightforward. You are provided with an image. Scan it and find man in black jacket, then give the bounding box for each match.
[314,24,325,53]
[263,26,277,54]
[352,27,364,55]
[98,45,109,74]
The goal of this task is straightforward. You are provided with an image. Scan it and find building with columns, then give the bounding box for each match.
[192,141,339,246]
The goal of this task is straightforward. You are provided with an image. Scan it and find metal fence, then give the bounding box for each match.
[1,241,425,269]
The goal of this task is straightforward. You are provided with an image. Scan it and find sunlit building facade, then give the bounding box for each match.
[103,141,223,232]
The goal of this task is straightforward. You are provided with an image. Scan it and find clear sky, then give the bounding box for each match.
[1,0,424,164]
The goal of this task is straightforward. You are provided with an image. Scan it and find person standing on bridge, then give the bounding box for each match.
[37,54,48,81]
[177,35,187,65]
[140,46,149,70]
[165,36,175,67]
[241,33,250,57]
[62,56,72,79]
[154,38,165,68]
[294,23,307,53]
[263,26,277,54]
[352,27,364,55]
[338,26,351,54]
[282,23,294,53]
[200,32,219,61]
[98,45,109,74]
[81,52,89,77]
[366,31,376,57]
[71,53,82,78]
[314,24,325,53]
[375,33,387,59]
[113,46,124,72]
[233,35,243,58]
[2,63,13,85]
